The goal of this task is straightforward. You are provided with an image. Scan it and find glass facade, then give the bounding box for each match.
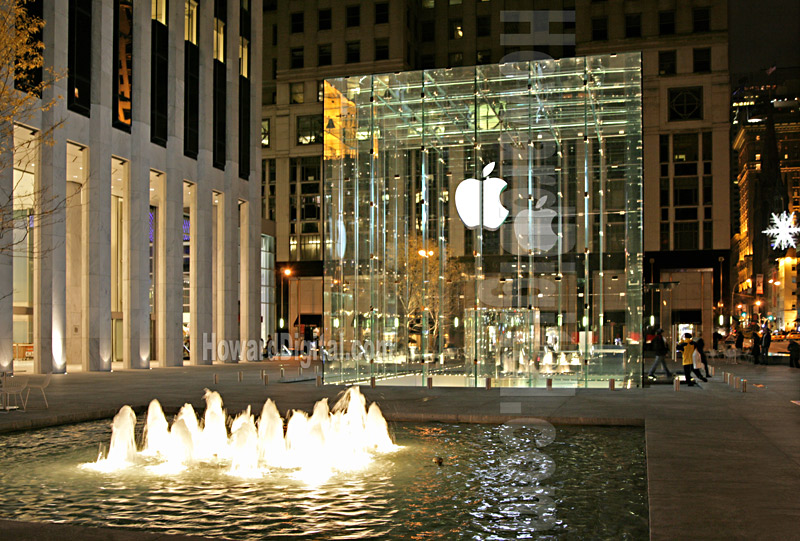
[323,54,643,388]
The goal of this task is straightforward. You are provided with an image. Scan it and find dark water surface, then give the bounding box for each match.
[0,420,648,539]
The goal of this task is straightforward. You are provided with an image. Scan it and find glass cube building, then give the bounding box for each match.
[323,53,642,388]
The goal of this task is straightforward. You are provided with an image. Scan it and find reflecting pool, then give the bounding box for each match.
[0,413,647,539]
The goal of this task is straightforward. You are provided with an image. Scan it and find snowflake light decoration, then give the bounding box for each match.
[763,211,800,250]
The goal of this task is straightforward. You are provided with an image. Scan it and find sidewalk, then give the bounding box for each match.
[1,359,799,540]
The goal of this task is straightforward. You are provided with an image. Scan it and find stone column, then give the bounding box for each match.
[0,128,13,374]
[190,186,212,364]
[157,0,186,367]
[83,0,113,371]
[36,0,68,374]
[217,0,241,362]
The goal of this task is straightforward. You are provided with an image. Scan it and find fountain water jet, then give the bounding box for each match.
[84,387,398,482]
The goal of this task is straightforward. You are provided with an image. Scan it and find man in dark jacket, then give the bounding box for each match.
[646,329,672,380]
[788,339,800,369]
[760,327,771,365]
[751,331,762,365]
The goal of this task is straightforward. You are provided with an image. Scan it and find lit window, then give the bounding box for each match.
[152,0,167,24]
[449,19,463,39]
[297,115,323,145]
[184,0,198,43]
[290,82,304,104]
[261,119,269,147]
[239,37,249,78]
[214,18,225,62]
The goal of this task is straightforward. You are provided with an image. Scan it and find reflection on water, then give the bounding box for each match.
[0,421,648,539]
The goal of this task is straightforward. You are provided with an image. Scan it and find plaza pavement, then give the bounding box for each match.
[1,356,799,541]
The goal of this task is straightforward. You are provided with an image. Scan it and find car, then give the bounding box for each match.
[787,331,800,341]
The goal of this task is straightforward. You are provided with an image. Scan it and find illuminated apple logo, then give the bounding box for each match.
[454,162,509,230]
[514,195,558,252]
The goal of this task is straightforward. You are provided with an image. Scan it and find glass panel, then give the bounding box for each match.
[323,54,643,388]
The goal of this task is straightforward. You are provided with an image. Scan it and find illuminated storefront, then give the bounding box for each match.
[323,54,643,388]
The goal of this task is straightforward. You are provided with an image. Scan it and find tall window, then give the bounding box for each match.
[290,47,304,69]
[239,37,249,78]
[15,0,43,96]
[658,50,676,76]
[318,8,331,30]
[346,41,360,63]
[625,13,641,38]
[68,0,92,116]
[291,12,303,33]
[184,0,200,158]
[151,0,169,146]
[290,82,304,104]
[113,0,133,130]
[659,11,675,35]
[693,48,711,73]
[346,5,360,27]
[375,3,389,25]
[214,18,226,62]
[449,19,463,39]
[212,1,227,169]
[318,44,332,66]
[185,0,198,42]
[693,8,710,32]
[261,119,270,148]
[374,39,389,61]
[476,16,490,37]
[591,17,608,41]
[239,0,251,179]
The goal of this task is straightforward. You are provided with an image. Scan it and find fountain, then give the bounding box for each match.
[83,386,398,482]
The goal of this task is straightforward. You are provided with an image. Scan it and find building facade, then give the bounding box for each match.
[263,0,735,347]
[261,0,577,342]
[575,0,732,338]
[731,84,800,330]
[2,0,264,374]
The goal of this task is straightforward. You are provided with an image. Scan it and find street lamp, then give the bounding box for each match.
[279,267,292,330]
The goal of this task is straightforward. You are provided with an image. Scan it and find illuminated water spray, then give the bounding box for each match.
[82,387,398,482]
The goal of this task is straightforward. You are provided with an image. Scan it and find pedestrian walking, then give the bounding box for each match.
[695,332,711,379]
[751,331,762,365]
[647,329,672,380]
[735,331,744,351]
[676,333,707,386]
[788,339,800,369]
[761,328,771,365]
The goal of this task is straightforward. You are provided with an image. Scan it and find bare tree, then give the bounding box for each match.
[0,0,65,260]
[398,235,464,353]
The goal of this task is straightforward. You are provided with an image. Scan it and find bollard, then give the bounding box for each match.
[263,374,269,386]
[280,366,284,379]
[485,377,491,390]
[609,378,615,391]
[427,377,433,389]
[315,365,319,374]
[370,376,376,388]
[299,366,303,376]
[734,377,740,390]
[741,379,747,392]
[238,371,243,382]
[546,378,553,390]
[316,375,322,387]
[710,366,715,376]
[673,377,680,391]
[213,373,218,385]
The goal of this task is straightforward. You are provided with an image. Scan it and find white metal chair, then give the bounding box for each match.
[2,377,28,412]
[25,372,51,409]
